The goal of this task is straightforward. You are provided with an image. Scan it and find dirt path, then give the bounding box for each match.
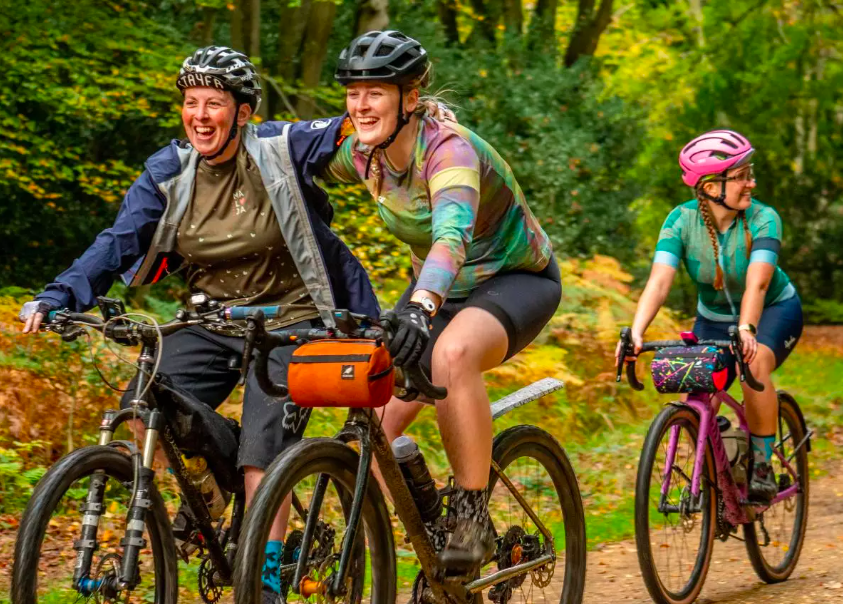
[583,461,843,603]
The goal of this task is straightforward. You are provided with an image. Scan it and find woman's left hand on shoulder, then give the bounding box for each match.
[424,101,457,123]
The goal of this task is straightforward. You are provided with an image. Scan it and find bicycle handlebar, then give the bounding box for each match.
[616,326,764,393]
[43,301,450,402]
[242,309,448,402]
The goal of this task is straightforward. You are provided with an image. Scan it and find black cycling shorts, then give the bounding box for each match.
[693,293,803,388]
[396,257,562,371]
[120,318,320,470]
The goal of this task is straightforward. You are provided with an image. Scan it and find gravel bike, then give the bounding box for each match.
[618,326,811,604]
[11,297,365,604]
[234,309,587,604]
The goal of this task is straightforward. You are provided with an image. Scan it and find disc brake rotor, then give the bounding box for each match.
[92,553,128,604]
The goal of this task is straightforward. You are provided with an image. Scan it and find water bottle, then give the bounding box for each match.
[391,436,442,523]
[182,454,230,520]
[718,418,749,485]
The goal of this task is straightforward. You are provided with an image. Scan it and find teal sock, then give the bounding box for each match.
[262,540,284,594]
[750,433,776,465]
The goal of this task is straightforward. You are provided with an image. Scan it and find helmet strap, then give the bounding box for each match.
[201,103,241,162]
[698,175,741,211]
[365,85,410,179]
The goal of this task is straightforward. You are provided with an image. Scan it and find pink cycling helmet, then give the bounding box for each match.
[679,130,755,188]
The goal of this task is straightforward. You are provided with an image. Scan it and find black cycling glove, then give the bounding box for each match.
[388,302,431,367]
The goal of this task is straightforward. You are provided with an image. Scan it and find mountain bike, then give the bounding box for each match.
[617,326,811,604]
[11,298,368,604]
[234,310,587,604]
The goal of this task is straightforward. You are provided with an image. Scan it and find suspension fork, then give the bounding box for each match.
[116,408,163,590]
[74,410,120,594]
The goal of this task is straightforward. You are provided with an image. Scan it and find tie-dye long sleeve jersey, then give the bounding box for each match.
[321,116,553,299]
[654,199,795,321]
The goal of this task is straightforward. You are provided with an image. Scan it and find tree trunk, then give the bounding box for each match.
[437,0,460,45]
[201,6,218,45]
[467,0,499,46]
[687,0,705,48]
[529,0,558,52]
[563,0,614,67]
[296,0,337,119]
[230,1,244,51]
[277,0,312,82]
[243,0,261,59]
[503,0,523,37]
[354,0,389,35]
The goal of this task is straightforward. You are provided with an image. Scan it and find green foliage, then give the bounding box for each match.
[599,0,843,311]
[0,0,189,289]
[0,441,50,513]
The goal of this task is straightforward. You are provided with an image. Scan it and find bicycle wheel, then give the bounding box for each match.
[635,404,716,604]
[234,438,396,604]
[12,445,178,604]
[482,425,586,604]
[744,391,810,582]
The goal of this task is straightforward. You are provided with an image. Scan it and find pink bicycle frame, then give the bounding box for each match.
[661,391,801,525]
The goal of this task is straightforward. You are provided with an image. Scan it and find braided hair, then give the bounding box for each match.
[696,195,753,291]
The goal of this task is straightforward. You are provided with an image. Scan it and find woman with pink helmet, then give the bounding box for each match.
[616,129,803,503]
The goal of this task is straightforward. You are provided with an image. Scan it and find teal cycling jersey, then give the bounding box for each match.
[654,199,795,321]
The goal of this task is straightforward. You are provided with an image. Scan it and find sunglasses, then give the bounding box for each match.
[721,164,755,184]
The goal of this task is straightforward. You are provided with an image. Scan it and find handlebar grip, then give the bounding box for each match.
[405,364,447,400]
[253,349,289,398]
[626,361,645,391]
[227,306,281,321]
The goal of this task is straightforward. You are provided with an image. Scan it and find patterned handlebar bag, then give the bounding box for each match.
[650,345,729,394]
[287,339,394,408]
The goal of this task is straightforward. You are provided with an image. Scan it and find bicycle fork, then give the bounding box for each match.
[74,411,117,595]
[115,408,163,590]
[74,409,160,595]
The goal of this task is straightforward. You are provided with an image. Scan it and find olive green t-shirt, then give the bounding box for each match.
[176,143,318,329]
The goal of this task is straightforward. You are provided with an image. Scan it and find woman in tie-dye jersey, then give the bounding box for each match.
[321,30,561,574]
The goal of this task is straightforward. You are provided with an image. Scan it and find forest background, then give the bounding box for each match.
[2,0,843,598]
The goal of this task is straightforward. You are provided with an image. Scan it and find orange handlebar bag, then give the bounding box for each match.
[287,339,395,408]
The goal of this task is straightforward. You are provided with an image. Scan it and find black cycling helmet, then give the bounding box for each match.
[177,46,262,161]
[335,31,430,177]
[335,30,429,86]
[177,46,262,112]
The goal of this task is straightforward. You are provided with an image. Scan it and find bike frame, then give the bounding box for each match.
[288,407,558,603]
[73,339,246,594]
[661,390,807,526]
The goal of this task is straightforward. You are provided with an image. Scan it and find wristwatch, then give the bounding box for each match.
[738,323,757,335]
[415,295,438,317]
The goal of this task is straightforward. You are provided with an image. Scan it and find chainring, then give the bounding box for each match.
[198,556,224,604]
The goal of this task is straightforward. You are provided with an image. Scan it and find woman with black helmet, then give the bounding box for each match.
[18,45,380,603]
[322,30,562,575]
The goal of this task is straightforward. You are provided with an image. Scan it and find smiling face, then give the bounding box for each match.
[181,87,251,161]
[703,164,756,210]
[345,82,419,147]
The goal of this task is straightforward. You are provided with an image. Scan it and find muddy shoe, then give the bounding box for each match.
[172,504,201,560]
[748,462,778,504]
[438,517,495,577]
[261,586,281,604]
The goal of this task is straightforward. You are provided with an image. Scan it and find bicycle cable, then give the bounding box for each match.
[99,313,164,511]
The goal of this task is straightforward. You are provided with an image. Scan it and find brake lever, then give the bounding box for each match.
[729,326,765,392]
[240,310,265,386]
